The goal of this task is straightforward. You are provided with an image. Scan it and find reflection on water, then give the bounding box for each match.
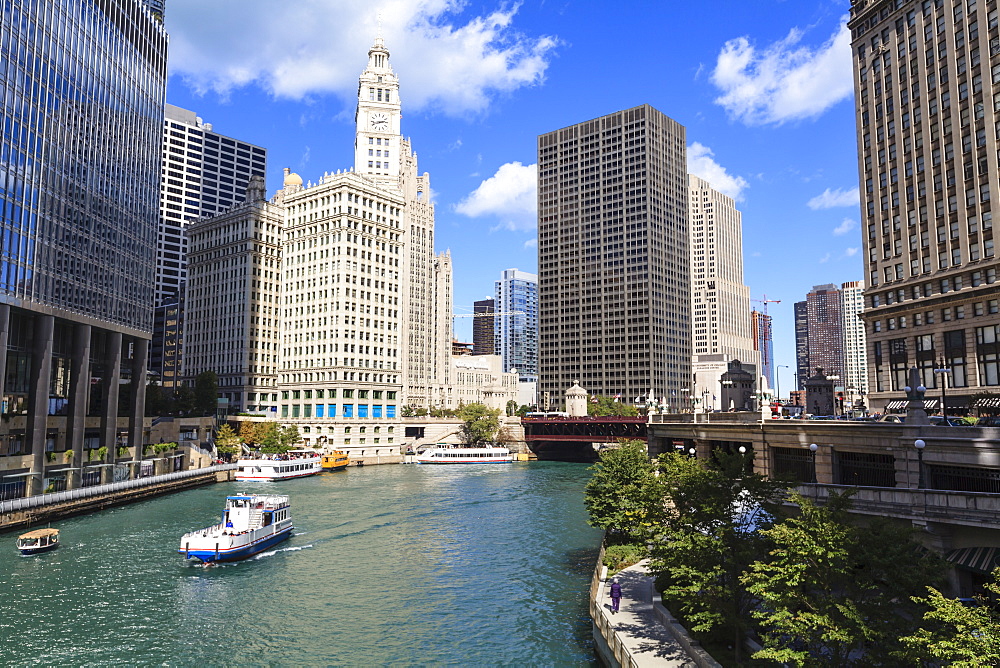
[0,462,602,666]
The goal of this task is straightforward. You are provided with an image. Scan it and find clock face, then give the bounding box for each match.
[370,112,389,131]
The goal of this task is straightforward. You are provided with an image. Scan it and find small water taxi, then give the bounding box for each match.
[234,449,322,481]
[415,444,514,464]
[17,528,60,555]
[179,494,292,563]
[321,450,350,471]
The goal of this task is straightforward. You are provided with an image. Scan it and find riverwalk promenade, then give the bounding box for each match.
[591,555,721,667]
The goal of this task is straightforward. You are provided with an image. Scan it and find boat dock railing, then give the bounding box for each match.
[0,463,238,515]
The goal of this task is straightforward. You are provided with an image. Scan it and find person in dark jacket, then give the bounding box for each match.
[609,577,622,613]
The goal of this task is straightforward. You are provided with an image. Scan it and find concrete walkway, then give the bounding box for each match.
[596,560,699,666]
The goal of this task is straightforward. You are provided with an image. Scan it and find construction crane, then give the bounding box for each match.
[751,296,781,389]
[751,295,781,316]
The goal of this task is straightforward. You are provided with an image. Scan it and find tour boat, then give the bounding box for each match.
[234,450,322,481]
[179,494,293,563]
[16,528,60,555]
[415,443,514,464]
[321,450,350,471]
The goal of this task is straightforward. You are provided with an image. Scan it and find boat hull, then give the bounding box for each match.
[415,446,514,464]
[234,456,322,482]
[18,542,59,556]
[179,526,293,563]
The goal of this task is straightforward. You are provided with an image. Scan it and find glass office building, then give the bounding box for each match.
[0,0,167,496]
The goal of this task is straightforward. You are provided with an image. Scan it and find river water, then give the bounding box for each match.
[0,462,602,666]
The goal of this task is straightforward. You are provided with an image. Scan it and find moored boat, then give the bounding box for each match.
[17,528,60,555]
[415,443,514,464]
[234,449,322,481]
[321,450,350,471]
[179,494,292,563]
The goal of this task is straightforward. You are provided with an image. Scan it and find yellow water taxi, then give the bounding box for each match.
[17,528,60,555]
[321,451,350,471]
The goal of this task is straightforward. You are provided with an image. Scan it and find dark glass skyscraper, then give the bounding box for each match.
[0,0,167,496]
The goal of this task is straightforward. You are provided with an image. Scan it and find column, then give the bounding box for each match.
[65,324,91,490]
[0,304,9,406]
[99,331,122,484]
[128,336,149,479]
[25,314,54,497]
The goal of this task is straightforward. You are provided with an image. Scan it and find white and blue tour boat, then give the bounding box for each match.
[415,443,514,464]
[179,494,292,563]
[234,449,322,482]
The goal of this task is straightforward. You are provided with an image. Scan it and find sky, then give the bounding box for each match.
[162,0,863,393]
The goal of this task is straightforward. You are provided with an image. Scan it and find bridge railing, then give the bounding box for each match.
[0,463,237,515]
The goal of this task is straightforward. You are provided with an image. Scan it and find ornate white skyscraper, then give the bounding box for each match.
[354,36,402,186]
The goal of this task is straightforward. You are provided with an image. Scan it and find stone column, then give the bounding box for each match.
[99,331,122,484]
[128,337,149,479]
[65,324,91,490]
[25,314,54,497]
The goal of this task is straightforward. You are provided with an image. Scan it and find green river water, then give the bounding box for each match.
[0,462,603,666]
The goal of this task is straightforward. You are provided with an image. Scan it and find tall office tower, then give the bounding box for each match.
[840,280,869,403]
[473,298,496,356]
[0,0,167,496]
[152,105,267,391]
[751,310,775,390]
[794,300,810,390]
[538,105,691,408]
[851,0,1000,412]
[806,284,844,379]
[495,268,539,382]
[277,168,405,455]
[353,36,452,409]
[184,177,283,415]
[689,176,756,357]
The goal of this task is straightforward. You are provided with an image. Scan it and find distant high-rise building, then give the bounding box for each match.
[184,177,283,415]
[806,284,844,381]
[152,104,267,390]
[495,269,539,382]
[751,310,775,391]
[472,299,496,356]
[850,0,1000,412]
[0,0,167,496]
[794,300,810,390]
[538,105,691,408]
[840,280,869,405]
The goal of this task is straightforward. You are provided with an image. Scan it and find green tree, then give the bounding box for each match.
[193,370,219,417]
[173,384,195,416]
[505,399,518,416]
[278,424,301,449]
[588,395,639,417]
[458,403,500,444]
[583,440,656,542]
[745,492,945,666]
[214,423,241,460]
[145,380,165,417]
[649,450,787,662]
[238,421,261,448]
[902,568,1000,666]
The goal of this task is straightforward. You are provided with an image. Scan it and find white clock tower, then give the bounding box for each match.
[355,35,401,186]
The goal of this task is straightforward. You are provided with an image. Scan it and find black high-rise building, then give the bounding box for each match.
[472,299,496,356]
[794,301,810,390]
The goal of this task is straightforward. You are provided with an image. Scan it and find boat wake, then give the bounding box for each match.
[251,544,313,560]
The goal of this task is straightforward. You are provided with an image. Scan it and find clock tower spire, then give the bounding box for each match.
[355,34,401,185]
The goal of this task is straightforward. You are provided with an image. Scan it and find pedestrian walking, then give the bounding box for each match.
[609,577,622,613]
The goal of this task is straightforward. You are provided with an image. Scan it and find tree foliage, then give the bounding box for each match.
[193,370,219,417]
[458,403,501,444]
[256,422,301,453]
[902,568,1000,666]
[648,450,787,661]
[214,423,241,459]
[744,492,946,666]
[588,395,639,417]
[583,441,656,542]
[239,421,261,447]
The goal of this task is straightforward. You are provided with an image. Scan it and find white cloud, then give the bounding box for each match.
[165,0,557,115]
[711,17,853,125]
[523,238,537,249]
[833,218,857,236]
[455,161,537,231]
[844,247,859,257]
[688,143,749,201]
[808,187,860,210]
[818,253,832,263]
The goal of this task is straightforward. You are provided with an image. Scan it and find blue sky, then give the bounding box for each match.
[163,0,862,392]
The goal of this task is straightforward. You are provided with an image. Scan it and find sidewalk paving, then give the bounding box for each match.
[597,560,698,667]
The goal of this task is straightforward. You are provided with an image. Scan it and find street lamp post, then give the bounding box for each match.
[914,439,926,489]
[809,443,818,484]
[933,358,952,419]
[826,374,841,416]
[721,379,733,411]
[738,445,747,474]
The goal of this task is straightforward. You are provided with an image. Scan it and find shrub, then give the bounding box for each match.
[604,542,646,574]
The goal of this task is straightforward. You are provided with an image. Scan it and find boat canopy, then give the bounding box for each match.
[19,528,59,540]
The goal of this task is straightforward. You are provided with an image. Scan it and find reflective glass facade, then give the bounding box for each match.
[0,0,167,332]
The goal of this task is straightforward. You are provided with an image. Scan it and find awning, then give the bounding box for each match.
[84,463,116,468]
[976,397,1000,409]
[885,400,908,409]
[46,467,81,473]
[3,471,41,478]
[947,547,1000,574]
